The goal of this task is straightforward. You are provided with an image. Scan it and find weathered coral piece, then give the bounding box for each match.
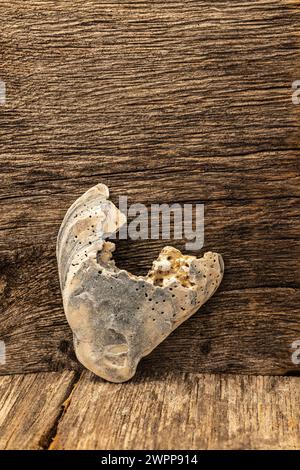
[57,184,224,383]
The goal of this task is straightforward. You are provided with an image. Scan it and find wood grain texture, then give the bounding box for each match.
[0,371,76,450]
[50,370,300,450]
[0,0,299,375]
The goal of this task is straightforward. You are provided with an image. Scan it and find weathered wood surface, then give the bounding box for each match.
[0,370,298,450]
[0,371,76,450]
[50,371,300,450]
[0,1,300,375]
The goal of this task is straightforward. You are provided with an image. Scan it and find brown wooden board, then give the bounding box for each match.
[0,371,76,450]
[0,370,299,450]
[0,1,300,375]
[50,370,300,450]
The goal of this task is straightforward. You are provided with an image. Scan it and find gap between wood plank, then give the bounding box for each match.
[42,371,82,450]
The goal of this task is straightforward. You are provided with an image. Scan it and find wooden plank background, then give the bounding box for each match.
[0,0,300,376]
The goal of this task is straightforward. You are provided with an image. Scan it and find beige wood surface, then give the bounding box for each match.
[0,0,299,376]
[50,371,300,450]
[0,371,76,450]
[1,370,297,450]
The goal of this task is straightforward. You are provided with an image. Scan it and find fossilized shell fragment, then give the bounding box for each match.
[57,184,224,383]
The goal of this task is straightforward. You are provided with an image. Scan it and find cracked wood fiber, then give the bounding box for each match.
[0,1,300,375]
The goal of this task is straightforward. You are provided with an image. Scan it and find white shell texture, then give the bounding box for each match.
[57,184,224,383]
